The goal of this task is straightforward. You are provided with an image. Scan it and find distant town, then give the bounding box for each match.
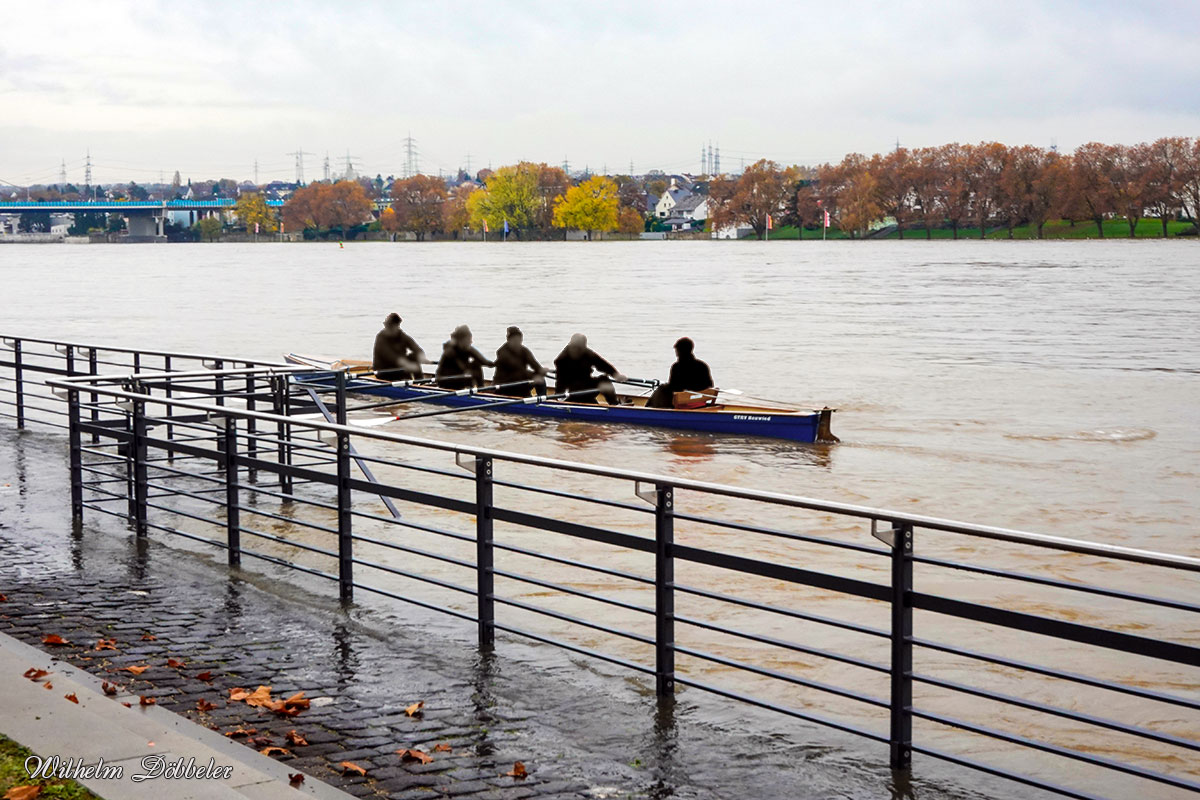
[2,137,1198,243]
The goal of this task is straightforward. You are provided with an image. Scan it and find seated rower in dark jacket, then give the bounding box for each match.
[492,326,547,397]
[647,337,715,409]
[436,325,495,390]
[372,312,428,381]
[552,333,627,404]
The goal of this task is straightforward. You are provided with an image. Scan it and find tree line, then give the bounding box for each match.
[710,138,1200,239]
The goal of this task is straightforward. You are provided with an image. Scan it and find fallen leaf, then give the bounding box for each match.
[228,687,250,701]
[396,748,432,764]
[283,691,310,710]
[340,761,367,776]
[42,681,53,690]
[95,638,118,651]
[121,702,132,708]
[64,693,79,704]
[102,682,119,696]
[41,634,69,646]
[195,671,213,682]
[23,668,50,681]
[285,730,308,747]
[224,727,257,738]
[260,746,290,757]
[248,735,274,747]
[244,685,273,707]
[140,634,156,641]
[0,594,7,603]
[505,761,528,779]
[196,698,217,712]
[166,658,186,669]
[404,700,424,717]
[139,695,156,706]
[146,741,155,748]
[288,773,305,787]
[125,665,150,676]
[433,743,452,752]
[4,785,42,800]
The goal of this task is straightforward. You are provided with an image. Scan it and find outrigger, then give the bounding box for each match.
[285,354,838,444]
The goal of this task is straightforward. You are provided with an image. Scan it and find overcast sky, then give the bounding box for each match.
[2,0,1198,186]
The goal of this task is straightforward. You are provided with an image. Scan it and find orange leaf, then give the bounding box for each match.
[404,701,424,716]
[102,681,119,696]
[125,665,150,676]
[504,761,528,779]
[288,773,305,787]
[195,671,213,682]
[23,668,50,681]
[283,691,310,710]
[4,785,42,800]
[139,695,156,706]
[228,687,250,701]
[285,730,308,747]
[433,743,452,752]
[196,698,217,712]
[244,685,273,707]
[0,594,7,603]
[260,746,291,757]
[223,727,257,738]
[396,748,432,764]
[121,702,132,708]
[42,681,53,690]
[140,634,156,641]
[94,639,118,651]
[166,658,186,669]
[64,693,79,704]
[41,634,69,646]
[340,761,367,776]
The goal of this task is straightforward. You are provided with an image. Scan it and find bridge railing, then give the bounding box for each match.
[1,337,1197,799]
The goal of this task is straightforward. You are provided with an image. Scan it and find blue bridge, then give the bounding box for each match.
[0,199,284,238]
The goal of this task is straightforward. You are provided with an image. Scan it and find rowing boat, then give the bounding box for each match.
[284,354,838,443]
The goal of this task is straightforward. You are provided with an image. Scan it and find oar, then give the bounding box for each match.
[544,370,660,390]
[394,387,600,422]
[341,377,541,413]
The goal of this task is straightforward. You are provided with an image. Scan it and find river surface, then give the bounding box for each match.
[1,240,1198,797]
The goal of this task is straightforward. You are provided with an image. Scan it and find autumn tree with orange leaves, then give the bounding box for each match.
[282,180,372,239]
[390,175,447,241]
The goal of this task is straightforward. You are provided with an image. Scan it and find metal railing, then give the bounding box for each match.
[2,335,1198,799]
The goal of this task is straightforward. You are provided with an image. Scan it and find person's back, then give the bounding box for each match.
[372,312,426,380]
[552,333,624,403]
[436,325,493,390]
[493,326,546,397]
[648,336,715,409]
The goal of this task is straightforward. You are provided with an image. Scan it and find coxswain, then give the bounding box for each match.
[372,313,430,381]
[552,333,628,404]
[492,326,547,397]
[647,337,715,409]
[436,325,495,390]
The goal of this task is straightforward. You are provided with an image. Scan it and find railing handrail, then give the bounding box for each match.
[45,371,1200,573]
[0,334,290,367]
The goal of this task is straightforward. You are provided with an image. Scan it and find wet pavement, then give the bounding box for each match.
[0,427,1011,800]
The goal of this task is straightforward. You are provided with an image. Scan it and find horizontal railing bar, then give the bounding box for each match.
[910,743,1105,800]
[492,540,655,585]
[0,334,292,366]
[493,506,654,553]
[673,510,889,557]
[354,581,477,622]
[674,543,891,601]
[913,592,1200,667]
[674,613,890,673]
[493,621,654,675]
[674,644,889,708]
[492,568,655,616]
[349,510,472,541]
[912,707,1200,791]
[672,674,888,743]
[143,480,340,535]
[911,637,1200,711]
[674,582,890,639]
[912,554,1200,613]
[913,672,1200,752]
[351,558,476,596]
[494,595,655,645]
[346,476,474,515]
[492,478,654,515]
[350,534,476,572]
[142,500,341,560]
[46,377,1200,571]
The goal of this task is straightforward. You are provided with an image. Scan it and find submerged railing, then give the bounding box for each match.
[2,334,1198,800]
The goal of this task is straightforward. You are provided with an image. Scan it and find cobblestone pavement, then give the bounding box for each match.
[0,428,999,800]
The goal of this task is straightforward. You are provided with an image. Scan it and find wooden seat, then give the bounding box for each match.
[673,389,718,409]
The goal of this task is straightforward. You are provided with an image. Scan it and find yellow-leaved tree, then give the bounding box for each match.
[551,176,619,239]
[234,192,278,234]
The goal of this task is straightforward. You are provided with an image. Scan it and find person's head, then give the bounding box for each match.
[568,333,587,356]
[674,337,695,358]
[453,324,472,346]
[506,326,523,346]
[384,312,401,330]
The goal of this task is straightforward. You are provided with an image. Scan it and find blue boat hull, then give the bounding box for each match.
[286,358,835,443]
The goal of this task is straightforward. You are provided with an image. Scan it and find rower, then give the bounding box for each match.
[436,324,495,390]
[647,337,716,409]
[492,326,548,397]
[372,313,430,380]
[552,333,627,405]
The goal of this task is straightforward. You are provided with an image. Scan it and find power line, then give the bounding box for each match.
[402,134,419,178]
[286,149,311,184]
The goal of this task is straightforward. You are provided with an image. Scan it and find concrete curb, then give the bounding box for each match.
[0,631,356,800]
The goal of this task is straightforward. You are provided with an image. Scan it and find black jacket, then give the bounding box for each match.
[493,342,544,386]
[553,346,616,393]
[667,355,713,393]
[372,327,423,371]
[436,341,494,389]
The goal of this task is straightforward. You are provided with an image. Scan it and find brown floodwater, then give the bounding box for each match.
[2,240,1197,797]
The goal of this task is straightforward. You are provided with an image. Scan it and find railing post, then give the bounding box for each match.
[223,416,241,567]
[889,521,914,771]
[88,348,100,444]
[162,354,173,448]
[272,375,293,496]
[335,370,353,603]
[244,366,258,482]
[655,483,675,697]
[13,338,23,429]
[475,455,495,650]
[65,344,75,377]
[130,384,148,537]
[67,388,83,520]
